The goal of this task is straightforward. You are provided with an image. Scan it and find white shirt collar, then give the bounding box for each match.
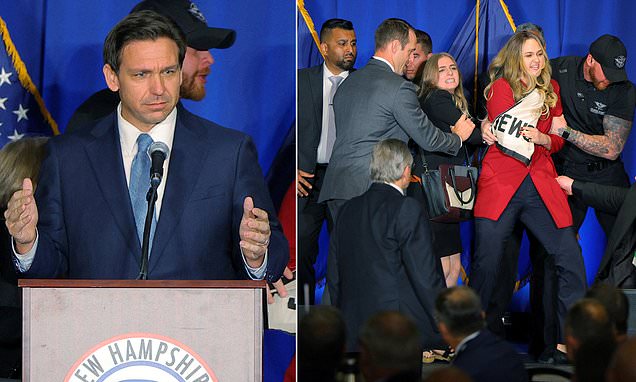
[322,63,349,82]
[372,56,395,73]
[455,330,481,355]
[118,103,177,158]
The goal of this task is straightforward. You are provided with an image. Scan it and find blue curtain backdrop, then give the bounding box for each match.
[301,0,636,311]
[1,0,294,174]
[1,1,294,381]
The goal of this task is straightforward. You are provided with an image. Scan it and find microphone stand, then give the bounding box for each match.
[137,184,159,280]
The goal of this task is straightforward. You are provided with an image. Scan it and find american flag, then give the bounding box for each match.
[0,16,58,148]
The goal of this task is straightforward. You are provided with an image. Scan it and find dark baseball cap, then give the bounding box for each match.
[589,34,628,82]
[132,0,236,50]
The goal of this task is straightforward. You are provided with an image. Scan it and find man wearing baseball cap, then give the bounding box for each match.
[549,35,635,289]
[66,0,236,131]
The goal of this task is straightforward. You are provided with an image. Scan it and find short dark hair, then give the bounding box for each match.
[517,22,545,46]
[414,29,432,54]
[299,306,346,379]
[435,286,485,337]
[359,311,421,371]
[103,10,187,73]
[566,298,614,343]
[319,18,354,41]
[586,283,629,336]
[375,18,413,51]
[575,337,617,382]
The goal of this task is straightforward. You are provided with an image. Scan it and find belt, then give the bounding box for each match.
[561,158,617,172]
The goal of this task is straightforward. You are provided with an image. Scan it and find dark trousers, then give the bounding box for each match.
[298,164,333,305]
[557,157,630,285]
[488,226,557,355]
[556,158,630,235]
[471,176,587,342]
[322,198,348,305]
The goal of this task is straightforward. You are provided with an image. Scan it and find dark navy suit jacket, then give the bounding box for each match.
[453,330,527,382]
[23,104,288,282]
[329,182,446,351]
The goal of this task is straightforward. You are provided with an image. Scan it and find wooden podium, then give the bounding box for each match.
[19,279,266,382]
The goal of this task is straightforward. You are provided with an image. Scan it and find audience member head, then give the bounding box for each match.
[319,18,357,74]
[435,286,484,348]
[0,137,49,211]
[358,311,422,382]
[374,18,416,75]
[575,337,617,382]
[586,283,629,342]
[419,52,470,116]
[404,29,432,82]
[485,30,556,116]
[131,0,235,101]
[103,10,186,132]
[298,306,346,381]
[607,337,636,382]
[370,139,413,190]
[565,298,614,362]
[517,22,545,46]
[585,34,628,91]
[424,366,472,382]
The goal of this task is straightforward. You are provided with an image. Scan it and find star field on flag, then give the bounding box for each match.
[0,16,58,148]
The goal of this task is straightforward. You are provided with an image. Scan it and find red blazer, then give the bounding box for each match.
[474,78,572,228]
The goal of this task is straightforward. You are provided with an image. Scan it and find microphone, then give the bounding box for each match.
[147,141,169,187]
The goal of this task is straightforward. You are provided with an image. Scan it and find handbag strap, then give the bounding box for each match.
[416,146,431,173]
[449,166,477,204]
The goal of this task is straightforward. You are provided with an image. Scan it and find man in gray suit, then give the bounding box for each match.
[319,18,474,217]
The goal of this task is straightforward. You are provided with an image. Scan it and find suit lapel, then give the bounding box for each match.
[85,114,141,263]
[309,65,323,144]
[149,107,207,271]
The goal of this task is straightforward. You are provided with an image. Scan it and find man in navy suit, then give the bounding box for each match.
[3,10,288,282]
[435,287,527,382]
[297,18,357,305]
[330,139,445,351]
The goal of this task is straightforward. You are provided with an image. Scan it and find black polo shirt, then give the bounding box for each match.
[551,56,635,164]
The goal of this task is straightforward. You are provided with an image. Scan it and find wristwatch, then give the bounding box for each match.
[561,126,572,140]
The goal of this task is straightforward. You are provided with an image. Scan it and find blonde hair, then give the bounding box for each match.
[0,137,48,210]
[484,31,557,117]
[418,53,470,116]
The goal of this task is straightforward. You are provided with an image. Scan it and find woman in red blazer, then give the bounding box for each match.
[469,31,586,357]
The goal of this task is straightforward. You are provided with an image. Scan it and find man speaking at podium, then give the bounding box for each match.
[3,10,288,282]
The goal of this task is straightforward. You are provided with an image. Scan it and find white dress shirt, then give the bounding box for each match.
[316,63,349,164]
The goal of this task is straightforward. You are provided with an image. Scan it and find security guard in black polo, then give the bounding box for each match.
[550,34,635,249]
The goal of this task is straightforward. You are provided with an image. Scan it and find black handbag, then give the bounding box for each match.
[417,147,477,223]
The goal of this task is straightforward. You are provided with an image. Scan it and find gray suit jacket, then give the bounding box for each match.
[319,58,461,202]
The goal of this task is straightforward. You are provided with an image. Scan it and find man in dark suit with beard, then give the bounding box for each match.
[297,18,357,305]
[436,286,527,382]
[329,139,445,351]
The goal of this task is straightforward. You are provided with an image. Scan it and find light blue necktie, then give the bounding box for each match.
[129,133,156,251]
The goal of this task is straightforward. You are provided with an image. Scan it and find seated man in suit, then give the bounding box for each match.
[606,337,636,381]
[358,311,422,382]
[4,10,288,282]
[435,286,527,382]
[564,298,615,363]
[586,283,630,343]
[298,306,346,382]
[329,139,445,351]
